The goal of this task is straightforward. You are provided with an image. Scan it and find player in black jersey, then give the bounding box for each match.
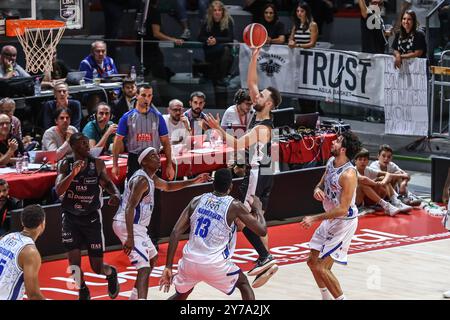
[205,47,282,288]
[55,132,122,300]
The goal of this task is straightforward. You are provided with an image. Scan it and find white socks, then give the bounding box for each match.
[320,287,334,300]
[378,199,389,208]
[129,288,138,300]
[336,294,346,300]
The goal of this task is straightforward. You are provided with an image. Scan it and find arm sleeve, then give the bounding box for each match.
[392,33,400,51]
[158,113,169,137]
[215,21,234,43]
[198,23,208,42]
[42,101,53,130]
[275,21,286,37]
[414,31,427,53]
[79,60,93,81]
[116,113,129,137]
[82,122,95,140]
[69,100,82,130]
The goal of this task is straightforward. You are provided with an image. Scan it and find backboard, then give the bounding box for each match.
[0,0,86,36]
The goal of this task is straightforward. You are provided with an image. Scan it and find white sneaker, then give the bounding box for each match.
[383,202,401,216]
[443,290,450,298]
[391,199,413,213]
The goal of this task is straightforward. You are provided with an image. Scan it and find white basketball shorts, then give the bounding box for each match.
[309,217,358,265]
[173,258,241,295]
[112,220,157,269]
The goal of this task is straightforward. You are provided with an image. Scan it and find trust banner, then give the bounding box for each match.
[239,44,428,136]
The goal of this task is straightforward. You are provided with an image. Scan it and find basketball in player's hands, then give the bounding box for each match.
[243,23,268,49]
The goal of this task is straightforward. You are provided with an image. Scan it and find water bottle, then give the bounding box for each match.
[34,77,41,95]
[130,65,137,81]
[22,152,29,173]
[15,154,23,174]
[92,69,100,85]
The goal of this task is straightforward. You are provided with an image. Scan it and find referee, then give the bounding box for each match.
[112,84,174,181]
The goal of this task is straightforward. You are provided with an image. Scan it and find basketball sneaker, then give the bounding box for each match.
[107,266,120,299]
[248,255,277,276]
[380,200,401,216]
[79,284,91,300]
[443,290,450,298]
[399,193,422,207]
[391,198,413,213]
[252,264,279,288]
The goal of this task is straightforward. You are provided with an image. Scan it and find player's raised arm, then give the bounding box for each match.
[247,48,261,104]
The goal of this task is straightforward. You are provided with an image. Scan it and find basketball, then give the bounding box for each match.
[243,23,268,49]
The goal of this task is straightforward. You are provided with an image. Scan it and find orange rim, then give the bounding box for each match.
[5,19,66,37]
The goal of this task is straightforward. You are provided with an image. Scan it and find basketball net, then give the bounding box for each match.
[15,25,66,74]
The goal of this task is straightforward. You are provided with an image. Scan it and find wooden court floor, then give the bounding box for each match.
[147,239,450,300]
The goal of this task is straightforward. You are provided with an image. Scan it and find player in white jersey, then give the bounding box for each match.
[113,146,210,300]
[301,131,362,300]
[159,168,268,300]
[0,205,46,300]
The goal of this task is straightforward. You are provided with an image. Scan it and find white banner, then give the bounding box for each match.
[239,44,428,136]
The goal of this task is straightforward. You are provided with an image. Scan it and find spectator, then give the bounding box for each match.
[41,51,71,89]
[163,99,191,145]
[244,0,272,23]
[399,0,441,58]
[260,3,286,45]
[369,144,422,206]
[198,1,234,86]
[358,0,389,54]
[175,0,209,40]
[0,179,23,236]
[0,98,22,140]
[288,2,318,49]
[112,84,174,181]
[0,98,34,151]
[354,148,412,216]
[0,45,30,79]
[112,78,137,123]
[392,9,427,69]
[42,82,82,131]
[0,114,23,166]
[138,0,184,81]
[80,93,103,130]
[221,88,254,129]
[42,108,78,161]
[79,41,118,82]
[184,91,209,135]
[82,102,117,154]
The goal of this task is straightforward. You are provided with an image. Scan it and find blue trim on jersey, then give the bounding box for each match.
[321,241,343,259]
[348,207,354,217]
[226,269,241,277]
[334,260,348,265]
[134,205,141,224]
[10,273,24,300]
[133,247,149,262]
[131,260,138,265]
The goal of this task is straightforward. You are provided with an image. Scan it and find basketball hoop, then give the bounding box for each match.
[5,19,66,74]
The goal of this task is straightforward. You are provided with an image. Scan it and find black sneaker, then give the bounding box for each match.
[107,266,120,299]
[79,284,90,300]
[247,255,277,276]
[252,264,278,288]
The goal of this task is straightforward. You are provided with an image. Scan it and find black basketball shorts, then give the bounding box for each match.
[61,210,105,257]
